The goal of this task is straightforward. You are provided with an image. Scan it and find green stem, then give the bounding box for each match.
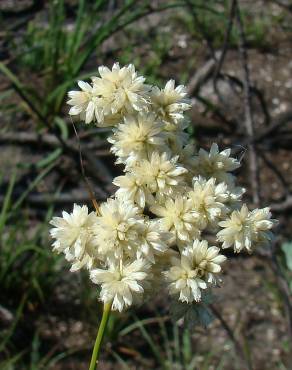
[89,302,112,370]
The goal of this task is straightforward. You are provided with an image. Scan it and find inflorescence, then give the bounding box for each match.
[50,63,276,313]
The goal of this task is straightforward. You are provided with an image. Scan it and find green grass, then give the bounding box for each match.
[0,173,57,367]
[0,171,99,369]
[169,0,272,50]
[1,1,189,130]
[117,313,229,370]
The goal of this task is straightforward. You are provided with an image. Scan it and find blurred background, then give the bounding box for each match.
[0,0,292,369]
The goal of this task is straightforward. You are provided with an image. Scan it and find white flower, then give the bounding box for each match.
[113,173,150,208]
[193,143,240,185]
[164,239,226,303]
[188,177,228,229]
[183,240,227,283]
[150,196,200,243]
[93,198,143,258]
[133,151,188,196]
[91,63,150,126]
[165,257,207,303]
[135,220,170,262]
[249,207,276,244]
[90,258,150,312]
[108,113,165,162]
[217,204,251,252]
[49,204,98,271]
[217,204,275,252]
[151,80,191,126]
[67,64,150,126]
[67,81,98,124]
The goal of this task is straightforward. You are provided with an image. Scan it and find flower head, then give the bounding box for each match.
[93,198,143,258]
[193,143,240,185]
[90,258,151,312]
[164,239,226,303]
[249,207,276,244]
[49,204,98,271]
[150,195,200,244]
[135,220,170,262]
[183,240,226,283]
[91,63,150,126]
[217,204,275,252]
[188,177,228,229]
[67,81,96,124]
[133,151,188,196]
[113,173,149,208]
[108,113,165,162]
[151,80,191,126]
[67,63,150,126]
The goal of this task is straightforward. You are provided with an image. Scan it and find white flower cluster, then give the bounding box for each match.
[50,63,276,312]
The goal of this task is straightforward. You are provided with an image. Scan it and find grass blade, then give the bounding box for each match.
[12,160,58,211]
[0,244,47,282]
[119,316,168,336]
[0,350,25,369]
[0,170,17,233]
[111,350,131,370]
[132,315,165,367]
[0,294,27,353]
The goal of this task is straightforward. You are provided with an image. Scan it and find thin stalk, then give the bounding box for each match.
[89,302,112,370]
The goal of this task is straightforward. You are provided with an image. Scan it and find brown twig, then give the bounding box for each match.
[270,196,292,212]
[233,5,292,343]
[221,73,271,127]
[0,189,107,206]
[258,150,290,196]
[0,131,107,150]
[71,119,103,213]
[4,74,113,186]
[213,0,237,97]
[187,54,219,96]
[235,1,260,206]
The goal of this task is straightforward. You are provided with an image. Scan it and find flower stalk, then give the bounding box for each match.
[89,302,112,370]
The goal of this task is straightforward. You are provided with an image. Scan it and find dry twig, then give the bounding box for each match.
[213,0,237,97]
[235,1,260,206]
